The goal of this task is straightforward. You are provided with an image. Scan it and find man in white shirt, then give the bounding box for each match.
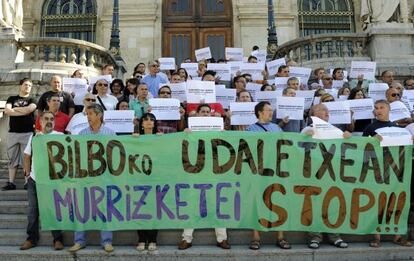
[20,111,64,251]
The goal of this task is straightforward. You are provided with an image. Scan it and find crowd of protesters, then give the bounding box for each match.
[2,52,414,252]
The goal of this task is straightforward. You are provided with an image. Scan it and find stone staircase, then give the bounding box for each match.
[1,160,414,260]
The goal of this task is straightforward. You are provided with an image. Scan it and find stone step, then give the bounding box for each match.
[0,201,28,214]
[0,214,27,228]
[0,190,27,201]
[0,244,413,261]
[0,178,26,188]
[0,227,394,247]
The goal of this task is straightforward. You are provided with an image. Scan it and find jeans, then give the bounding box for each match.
[26,178,62,244]
[74,231,112,246]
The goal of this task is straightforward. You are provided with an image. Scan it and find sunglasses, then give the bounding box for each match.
[323,99,335,102]
[159,91,171,95]
[324,78,333,81]
[391,93,400,97]
[97,83,108,87]
[43,117,54,121]
[85,98,96,102]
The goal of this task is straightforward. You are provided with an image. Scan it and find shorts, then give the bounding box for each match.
[6,132,32,168]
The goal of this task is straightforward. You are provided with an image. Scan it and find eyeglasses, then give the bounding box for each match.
[391,93,400,97]
[159,91,171,95]
[323,99,335,102]
[84,98,96,102]
[97,83,108,87]
[43,117,54,121]
[151,64,159,67]
[324,78,333,81]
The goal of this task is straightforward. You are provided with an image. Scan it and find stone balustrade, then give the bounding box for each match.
[275,33,371,68]
[16,37,118,74]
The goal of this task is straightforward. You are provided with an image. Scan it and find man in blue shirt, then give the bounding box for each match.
[141,60,168,98]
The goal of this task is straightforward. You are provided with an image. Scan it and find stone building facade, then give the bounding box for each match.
[21,0,414,76]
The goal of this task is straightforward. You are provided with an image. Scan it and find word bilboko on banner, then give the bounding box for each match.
[33,132,411,234]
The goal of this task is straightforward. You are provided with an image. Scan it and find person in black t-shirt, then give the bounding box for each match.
[37,75,75,117]
[2,78,36,191]
[362,100,398,138]
[363,100,412,247]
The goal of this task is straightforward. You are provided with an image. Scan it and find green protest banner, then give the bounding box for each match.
[33,132,411,234]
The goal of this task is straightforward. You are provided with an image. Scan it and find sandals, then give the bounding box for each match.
[332,239,348,248]
[308,240,320,249]
[277,239,292,249]
[249,240,260,250]
[369,239,381,248]
[393,237,412,247]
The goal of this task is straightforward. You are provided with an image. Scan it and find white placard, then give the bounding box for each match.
[289,67,312,84]
[347,98,375,120]
[207,63,231,81]
[276,97,305,120]
[350,61,377,81]
[225,47,243,61]
[159,82,187,103]
[338,95,349,101]
[195,47,212,62]
[402,90,414,111]
[62,78,88,105]
[65,114,88,135]
[240,62,265,81]
[390,101,411,122]
[149,98,180,120]
[255,91,280,108]
[332,80,345,89]
[325,89,338,100]
[266,58,286,76]
[311,116,344,139]
[158,57,176,70]
[103,110,134,133]
[405,123,414,135]
[376,127,412,147]
[188,116,223,131]
[368,83,388,101]
[246,82,262,100]
[216,84,226,90]
[186,80,216,103]
[273,77,290,90]
[180,63,199,77]
[323,101,351,124]
[228,61,242,75]
[296,90,316,110]
[251,50,267,62]
[216,88,236,109]
[230,102,258,125]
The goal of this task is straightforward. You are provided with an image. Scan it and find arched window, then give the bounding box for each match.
[41,0,97,42]
[298,0,355,37]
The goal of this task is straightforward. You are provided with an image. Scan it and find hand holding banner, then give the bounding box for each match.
[376,127,413,147]
[311,116,344,139]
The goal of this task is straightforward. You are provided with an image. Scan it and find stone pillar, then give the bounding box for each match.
[0,27,22,76]
[366,23,414,75]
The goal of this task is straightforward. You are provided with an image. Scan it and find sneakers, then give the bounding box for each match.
[2,182,16,191]
[148,242,157,251]
[103,243,114,253]
[53,240,64,250]
[68,243,84,252]
[136,242,145,251]
[20,240,35,250]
